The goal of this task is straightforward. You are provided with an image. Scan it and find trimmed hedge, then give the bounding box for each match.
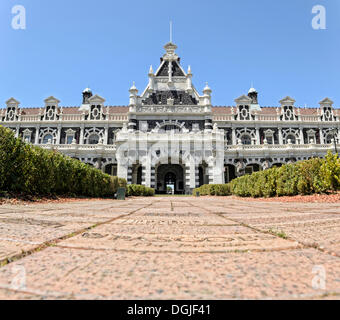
[0,126,126,197]
[193,184,231,196]
[194,152,340,198]
[127,184,155,197]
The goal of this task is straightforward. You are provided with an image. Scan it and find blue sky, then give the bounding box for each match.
[0,0,339,108]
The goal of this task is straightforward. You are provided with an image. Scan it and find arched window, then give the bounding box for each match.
[241,134,252,145]
[43,134,53,144]
[326,134,333,144]
[286,134,296,144]
[88,134,99,145]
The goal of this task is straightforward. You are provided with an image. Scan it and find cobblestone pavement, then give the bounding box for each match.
[0,197,339,299]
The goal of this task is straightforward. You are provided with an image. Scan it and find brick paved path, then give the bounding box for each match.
[0,197,339,299]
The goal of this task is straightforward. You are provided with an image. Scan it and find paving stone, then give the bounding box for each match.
[0,196,339,299]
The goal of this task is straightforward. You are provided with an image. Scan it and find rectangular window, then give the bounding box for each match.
[66,136,74,144]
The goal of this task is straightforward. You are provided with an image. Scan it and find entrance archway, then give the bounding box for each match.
[156,164,184,194]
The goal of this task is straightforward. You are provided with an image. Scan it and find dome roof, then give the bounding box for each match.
[129,82,138,92]
[248,87,257,94]
[203,82,212,93]
[83,87,92,94]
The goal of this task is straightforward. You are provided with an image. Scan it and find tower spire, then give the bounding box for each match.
[170,20,173,43]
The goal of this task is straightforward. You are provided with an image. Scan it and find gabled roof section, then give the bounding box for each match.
[319,97,333,106]
[44,96,60,104]
[5,97,20,106]
[234,95,252,104]
[279,96,296,105]
[155,60,185,77]
[88,94,106,104]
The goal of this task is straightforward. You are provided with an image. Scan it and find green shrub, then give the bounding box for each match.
[127,184,155,196]
[193,184,231,196]
[0,126,125,197]
[193,151,340,198]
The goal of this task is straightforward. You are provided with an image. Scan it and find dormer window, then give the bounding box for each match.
[234,95,253,121]
[280,96,296,121]
[45,106,56,121]
[319,98,334,121]
[239,105,250,120]
[87,95,106,120]
[43,96,60,121]
[5,98,20,121]
[90,105,101,120]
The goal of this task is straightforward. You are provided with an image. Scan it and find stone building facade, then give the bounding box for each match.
[1,42,339,194]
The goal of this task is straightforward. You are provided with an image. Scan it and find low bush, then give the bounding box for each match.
[127,184,155,196]
[193,184,231,196]
[0,126,125,197]
[193,151,340,198]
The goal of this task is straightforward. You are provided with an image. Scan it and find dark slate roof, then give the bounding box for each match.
[155,61,185,77]
[142,91,198,105]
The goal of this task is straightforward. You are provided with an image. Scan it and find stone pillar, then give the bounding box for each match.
[80,125,85,144]
[127,166,133,185]
[185,158,196,193]
[232,127,237,145]
[56,124,61,144]
[142,161,152,188]
[35,126,40,144]
[195,165,200,188]
[15,125,19,138]
[299,128,304,145]
[278,127,283,145]
[319,128,324,144]
[255,127,260,145]
[150,165,156,189]
[117,161,128,181]
[104,125,108,145]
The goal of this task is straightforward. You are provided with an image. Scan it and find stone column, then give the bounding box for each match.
[117,161,128,181]
[195,165,200,188]
[319,128,324,144]
[278,127,283,145]
[185,158,196,193]
[104,125,109,145]
[34,126,40,144]
[15,125,20,138]
[142,161,152,188]
[299,128,304,145]
[80,125,85,144]
[255,127,260,145]
[150,165,156,189]
[232,127,237,145]
[56,124,61,144]
[127,166,133,185]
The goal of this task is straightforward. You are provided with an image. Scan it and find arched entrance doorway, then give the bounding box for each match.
[164,172,176,194]
[156,164,184,194]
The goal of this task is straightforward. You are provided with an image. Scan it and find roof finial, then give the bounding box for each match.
[170,20,173,43]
